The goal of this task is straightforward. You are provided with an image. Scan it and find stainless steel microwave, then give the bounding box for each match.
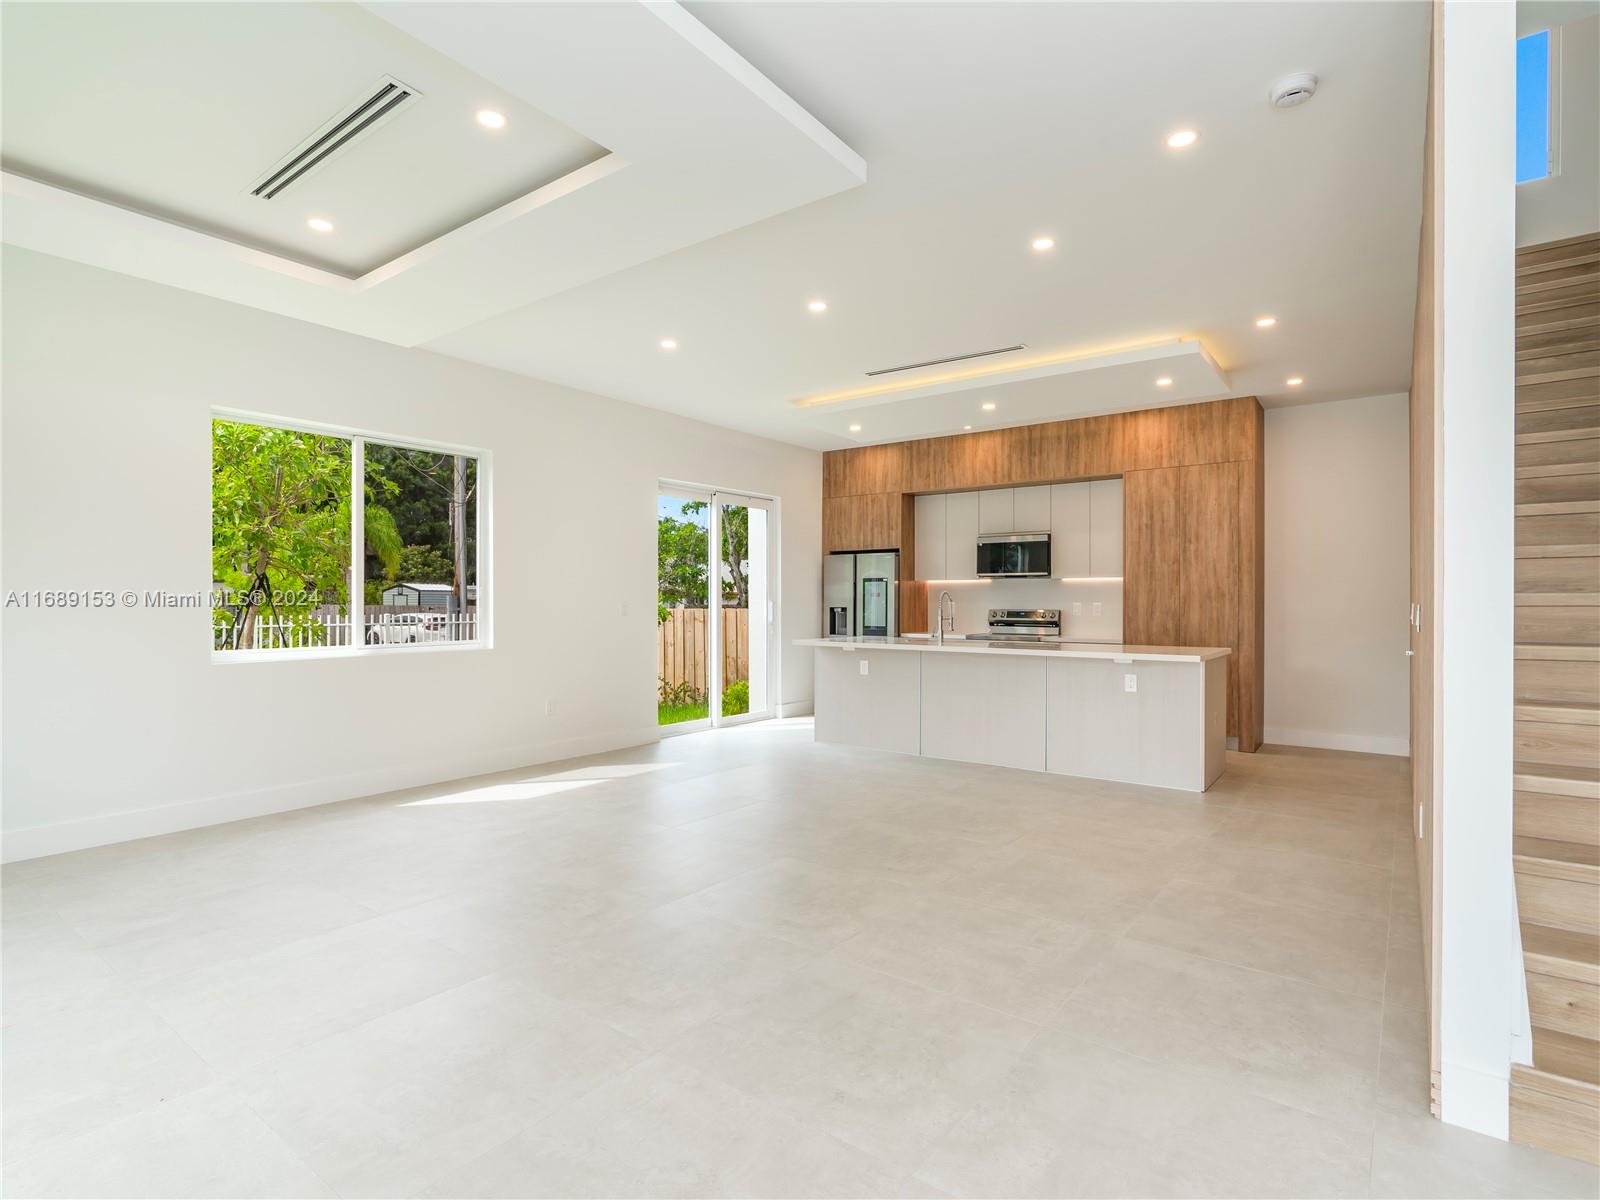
[975,531,1051,577]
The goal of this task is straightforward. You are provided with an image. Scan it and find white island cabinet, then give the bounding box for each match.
[798,637,1229,791]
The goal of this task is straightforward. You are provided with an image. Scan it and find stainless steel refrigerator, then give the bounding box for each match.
[822,551,899,638]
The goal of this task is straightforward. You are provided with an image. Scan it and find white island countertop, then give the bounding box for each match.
[795,636,1231,664]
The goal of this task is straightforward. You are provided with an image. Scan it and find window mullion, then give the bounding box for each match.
[351,436,365,651]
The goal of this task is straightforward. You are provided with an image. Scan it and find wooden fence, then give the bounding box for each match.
[658,607,748,695]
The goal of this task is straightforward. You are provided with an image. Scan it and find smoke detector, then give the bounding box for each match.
[1270,73,1319,109]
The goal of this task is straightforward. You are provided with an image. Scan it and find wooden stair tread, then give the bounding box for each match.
[1517,702,1600,725]
[1518,501,1600,516]
[1513,1063,1600,1104]
[1516,591,1600,604]
[1523,923,1600,985]
[1517,644,1600,661]
[1517,836,1600,869]
[1520,428,1600,446]
[1517,545,1600,559]
[1514,763,1600,800]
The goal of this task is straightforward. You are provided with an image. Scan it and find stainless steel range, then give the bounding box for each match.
[986,608,1061,640]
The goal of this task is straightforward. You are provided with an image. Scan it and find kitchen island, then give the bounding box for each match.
[796,637,1231,792]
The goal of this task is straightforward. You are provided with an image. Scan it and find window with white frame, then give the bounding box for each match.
[211,415,484,655]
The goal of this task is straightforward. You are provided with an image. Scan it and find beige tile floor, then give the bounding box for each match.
[4,720,1598,1199]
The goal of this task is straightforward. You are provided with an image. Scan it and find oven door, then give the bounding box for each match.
[976,533,1051,577]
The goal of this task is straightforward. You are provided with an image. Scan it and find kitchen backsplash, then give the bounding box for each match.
[921,578,1124,641]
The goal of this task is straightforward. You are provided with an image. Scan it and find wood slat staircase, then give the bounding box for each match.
[1511,232,1600,1166]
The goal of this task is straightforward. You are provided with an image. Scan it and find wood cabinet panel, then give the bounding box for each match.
[822,494,903,553]
[1124,463,1242,739]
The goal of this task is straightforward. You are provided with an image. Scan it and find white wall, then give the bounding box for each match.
[1516,12,1599,247]
[1438,0,1518,1141]
[0,248,823,861]
[1264,394,1411,756]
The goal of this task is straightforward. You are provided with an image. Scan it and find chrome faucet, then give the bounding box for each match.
[935,590,955,645]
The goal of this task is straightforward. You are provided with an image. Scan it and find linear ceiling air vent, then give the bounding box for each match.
[865,344,1026,377]
[249,76,421,200]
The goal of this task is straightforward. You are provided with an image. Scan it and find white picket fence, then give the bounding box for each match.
[215,612,478,651]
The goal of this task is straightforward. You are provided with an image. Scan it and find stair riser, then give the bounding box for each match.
[1517,512,1600,549]
[1518,660,1600,707]
[1517,374,1600,412]
[1518,555,1600,589]
[1516,792,1600,845]
[1531,1027,1600,1088]
[1518,405,1600,438]
[1518,438,1600,471]
[1511,1077,1600,1166]
[1517,872,1600,936]
[1516,720,1600,769]
[1528,970,1600,1040]
[1516,607,1600,647]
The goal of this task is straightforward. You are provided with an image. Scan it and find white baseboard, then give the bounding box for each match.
[1,725,661,864]
[777,700,815,718]
[1264,725,1411,758]
[1441,1059,1510,1141]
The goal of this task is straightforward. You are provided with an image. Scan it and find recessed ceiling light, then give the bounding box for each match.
[1031,236,1055,252]
[1166,129,1199,149]
[963,425,973,431]
[808,299,828,314]
[306,217,334,233]
[1155,377,1173,387]
[659,338,678,351]
[981,401,997,411]
[1286,376,1304,386]
[1255,316,1277,328]
[848,423,862,432]
[476,109,507,129]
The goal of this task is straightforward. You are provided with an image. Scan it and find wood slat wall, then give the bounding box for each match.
[821,395,1266,750]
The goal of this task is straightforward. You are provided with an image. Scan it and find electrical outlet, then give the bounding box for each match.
[1093,602,1103,617]
[1123,673,1137,693]
[1072,602,1082,616]
[859,659,870,676]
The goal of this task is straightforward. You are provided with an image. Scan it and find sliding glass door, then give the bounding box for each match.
[656,485,774,733]
[716,493,772,725]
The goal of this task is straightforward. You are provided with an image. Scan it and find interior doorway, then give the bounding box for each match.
[657,485,775,733]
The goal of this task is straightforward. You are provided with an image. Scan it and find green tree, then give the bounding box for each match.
[658,503,709,621]
[212,420,351,648]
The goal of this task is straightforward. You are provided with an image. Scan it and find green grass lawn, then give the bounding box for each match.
[658,700,709,725]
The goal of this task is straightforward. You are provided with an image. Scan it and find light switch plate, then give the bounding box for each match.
[1072,602,1082,616]
[859,659,870,676]
[1093,602,1103,617]
[1123,674,1137,693]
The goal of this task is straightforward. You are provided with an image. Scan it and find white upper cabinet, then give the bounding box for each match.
[913,493,946,582]
[977,488,1014,534]
[944,491,980,580]
[1050,482,1091,577]
[1012,485,1051,532]
[1089,478,1124,577]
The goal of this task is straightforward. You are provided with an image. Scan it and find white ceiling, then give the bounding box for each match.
[1,2,1430,451]
[1,2,606,275]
